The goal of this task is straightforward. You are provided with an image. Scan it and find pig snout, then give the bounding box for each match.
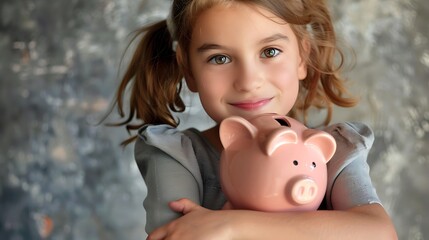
[290,178,318,205]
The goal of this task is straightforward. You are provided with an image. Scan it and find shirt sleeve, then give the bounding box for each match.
[134,129,201,234]
[324,122,381,210]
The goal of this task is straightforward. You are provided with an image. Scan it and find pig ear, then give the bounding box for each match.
[219,116,257,149]
[265,129,298,156]
[303,129,337,162]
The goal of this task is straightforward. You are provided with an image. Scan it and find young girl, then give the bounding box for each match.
[111,0,397,239]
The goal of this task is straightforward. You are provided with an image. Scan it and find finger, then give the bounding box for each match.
[146,227,167,240]
[169,198,201,214]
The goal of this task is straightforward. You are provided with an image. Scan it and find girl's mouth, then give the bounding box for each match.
[230,98,272,110]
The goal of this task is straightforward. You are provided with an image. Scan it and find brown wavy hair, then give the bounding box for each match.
[108,0,357,146]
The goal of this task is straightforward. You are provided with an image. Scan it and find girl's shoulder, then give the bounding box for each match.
[136,124,188,149]
[322,122,375,181]
[135,124,206,200]
[135,124,212,154]
[323,122,380,209]
[323,122,375,153]
[135,124,200,161]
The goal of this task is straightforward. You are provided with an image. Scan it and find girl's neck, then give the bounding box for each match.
[202,125,223,152]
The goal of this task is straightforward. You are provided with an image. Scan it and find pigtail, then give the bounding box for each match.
[110,20,184,146]
[294,0,358,125]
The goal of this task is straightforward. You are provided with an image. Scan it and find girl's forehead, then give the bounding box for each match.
[194,2,283,22]
[190,3,292,41]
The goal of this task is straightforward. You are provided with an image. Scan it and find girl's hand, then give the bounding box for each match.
[147,198,234,240]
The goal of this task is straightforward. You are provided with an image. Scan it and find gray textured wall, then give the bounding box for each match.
[1,0,428,239]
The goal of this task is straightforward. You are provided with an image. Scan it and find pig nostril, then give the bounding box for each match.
[293,160,298,166]
[312,162,316,168]
[310,186,315,195]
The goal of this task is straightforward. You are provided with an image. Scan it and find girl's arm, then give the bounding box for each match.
[135,135,202,234]
[148,199,397,240]
[229,202,396,239]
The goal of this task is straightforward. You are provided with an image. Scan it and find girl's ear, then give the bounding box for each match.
[176,45,198,92]
[298,39,310,80]
[184,74,197,92]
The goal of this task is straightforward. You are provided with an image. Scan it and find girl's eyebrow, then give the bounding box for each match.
[196,33,290,53]
[260,33,290,44]
[197,43,224,53]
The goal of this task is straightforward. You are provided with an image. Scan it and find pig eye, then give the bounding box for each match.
[293,160,299,166]
[312,162,316,168]
[275,118,290,127]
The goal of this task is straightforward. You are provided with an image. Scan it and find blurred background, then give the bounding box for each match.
[0,0,427,239]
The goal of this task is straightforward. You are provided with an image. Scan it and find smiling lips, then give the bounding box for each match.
[230,98,272,110]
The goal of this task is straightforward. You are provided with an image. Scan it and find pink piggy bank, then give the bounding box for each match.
[219,113,336,212]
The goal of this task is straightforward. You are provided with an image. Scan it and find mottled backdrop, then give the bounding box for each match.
[0,0,428,239]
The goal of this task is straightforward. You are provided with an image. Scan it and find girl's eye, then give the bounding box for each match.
[208,55,231,64]
[261,48,281,58]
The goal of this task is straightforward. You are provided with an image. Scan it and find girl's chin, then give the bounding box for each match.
[226,110,284,120]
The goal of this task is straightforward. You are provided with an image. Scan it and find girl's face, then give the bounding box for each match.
[185,3,307,123]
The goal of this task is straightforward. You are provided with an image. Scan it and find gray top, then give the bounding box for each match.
[135,122,381,233]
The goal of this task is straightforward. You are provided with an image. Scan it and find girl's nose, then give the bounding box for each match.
[233,61,264,92]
